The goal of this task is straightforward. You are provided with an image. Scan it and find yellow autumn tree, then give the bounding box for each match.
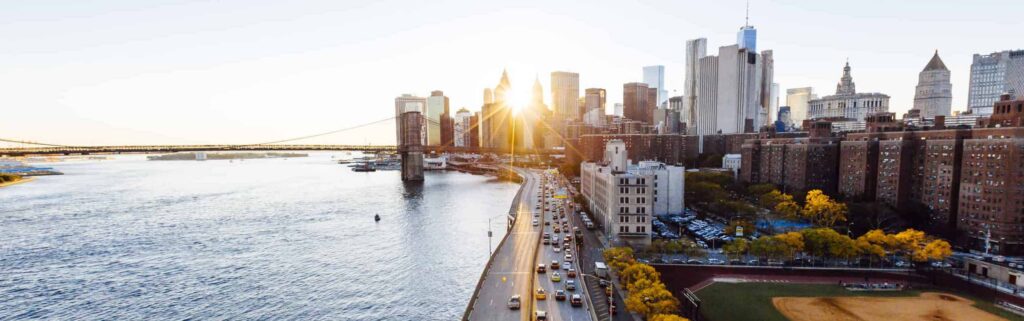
[620,263,660,288]
[894,229,926,254]
[649,314,690,321]
[801,189,848,228]
[913,239,953,262]
[624,282,680,316]
[775,232,805,259]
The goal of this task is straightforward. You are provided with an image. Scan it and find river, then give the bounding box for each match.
[0,153,519,320]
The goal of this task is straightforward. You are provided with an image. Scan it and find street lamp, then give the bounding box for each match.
[488,213,509,255]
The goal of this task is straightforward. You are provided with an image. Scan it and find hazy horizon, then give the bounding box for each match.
[1,0,1021,146]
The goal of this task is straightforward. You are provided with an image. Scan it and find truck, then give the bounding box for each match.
[595,262,609,279]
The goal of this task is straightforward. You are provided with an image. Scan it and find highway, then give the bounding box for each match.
[466,170,594,321]
[467,170,542,321]
[533,172,593,321]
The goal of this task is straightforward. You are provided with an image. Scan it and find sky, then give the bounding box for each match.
[1,0,1021,146]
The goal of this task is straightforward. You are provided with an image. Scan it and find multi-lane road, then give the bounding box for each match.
[467,170,593,321]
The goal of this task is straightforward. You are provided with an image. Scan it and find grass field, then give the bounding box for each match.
[695,282,1024,321]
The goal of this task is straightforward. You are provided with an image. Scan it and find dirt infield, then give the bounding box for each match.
[773,292,1008,321]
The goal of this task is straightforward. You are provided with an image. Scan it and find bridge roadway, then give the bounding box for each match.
[466,169,592,321]
[0,144,564,156]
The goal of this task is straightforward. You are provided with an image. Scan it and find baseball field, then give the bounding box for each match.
[695,282,1024,321]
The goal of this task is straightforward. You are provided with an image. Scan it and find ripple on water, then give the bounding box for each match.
[0,155,519,320]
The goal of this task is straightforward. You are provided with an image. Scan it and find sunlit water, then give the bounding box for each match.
[0,153,519,320]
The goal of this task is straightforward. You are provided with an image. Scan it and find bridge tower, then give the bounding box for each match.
[398,109,425,181]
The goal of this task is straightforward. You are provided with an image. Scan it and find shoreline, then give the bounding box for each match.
[0,176,36,188]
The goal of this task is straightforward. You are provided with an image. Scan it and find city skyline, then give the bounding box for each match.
[1,0,1021,145]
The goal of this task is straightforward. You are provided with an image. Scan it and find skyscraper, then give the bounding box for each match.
[759,50,775,128]
[643,65,667,106]
[481,70,516,150]
[454,108,472,147]
[426,90,449,146]
[623,82,652,124]
[786,87,816,125]
[694,55,719,135]
[967,49,1024,115]
[395,94,426,144]
[551,71,581,121]
[684,38,708,132]
[583,88,606,127]
[614,103,624,117]
[737,1,756,52]
[714,44,761,134]
[913,51,953,119]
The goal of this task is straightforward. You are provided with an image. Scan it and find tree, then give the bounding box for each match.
[748,184,776,198]
[774,197,801,220]
[664,240,684,254]
[894,228,926,253]
[620,263,660,288]
[625,283,680,316]
[775,232,805,259]
[800,228,844,258]
[723,238,750,259]
[801,190,848,228]
[649,314,690,321]
[828,234,859,261]
[758,189,786,209]
[604,247,636,271]
[915,239,953,262]
[854,237,886,261]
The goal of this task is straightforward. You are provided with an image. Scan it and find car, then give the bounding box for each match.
[551,272,561,282]
[537,264,546,273]
[552,237,559,244]
[708,258,725,265]
[536,288,547,300]
[564,253,573,261]
[671,258,684,264]
[563,262,572,270]
[565,279,577,291]
[567,269,577,278]
[507,295,521,309]
[532,219,539,226]
[570,294,583,306]
[564,235,573,242]
[686,259,704,265]
[542,238,550,245]
[536,310,547,320]
[551,260,560,269]
[555,289,567,300]
[545,221,550,226]
[553,226,561,233]
[553,246,560,253]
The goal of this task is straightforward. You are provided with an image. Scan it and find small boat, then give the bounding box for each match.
[374,214,381,222]
[352,162,376,172]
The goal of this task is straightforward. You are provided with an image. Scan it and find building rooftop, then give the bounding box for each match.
[923,50,948,71]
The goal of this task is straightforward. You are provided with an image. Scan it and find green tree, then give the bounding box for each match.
[723,238,750,259]
[747,184,776,198]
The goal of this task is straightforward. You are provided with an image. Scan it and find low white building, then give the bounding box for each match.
[633,161,685,216]
[722,154,741,177]
[580,140,685,246]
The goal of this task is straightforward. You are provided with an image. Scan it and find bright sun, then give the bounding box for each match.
[506,84,529,114]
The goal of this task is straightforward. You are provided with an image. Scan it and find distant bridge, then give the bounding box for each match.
[0,144,562,157]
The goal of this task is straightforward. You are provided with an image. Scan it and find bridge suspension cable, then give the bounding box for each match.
[0,138,71,147]
[237,116,397,146]
[2,113,427,148]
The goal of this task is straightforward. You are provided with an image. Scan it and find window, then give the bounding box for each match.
[619,226,629,233]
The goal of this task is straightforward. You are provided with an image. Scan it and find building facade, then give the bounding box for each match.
[623,82,653,124]
[580,140,654,246]
[913,51,953,119]
[807,62,890,131]
[786,87,816,126]
[968,50,1024,115]
[643,65,667,107]
[552,71,581,121]
[684,38,708,133]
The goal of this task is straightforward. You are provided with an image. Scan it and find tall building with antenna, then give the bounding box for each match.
[737,1,756,52]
